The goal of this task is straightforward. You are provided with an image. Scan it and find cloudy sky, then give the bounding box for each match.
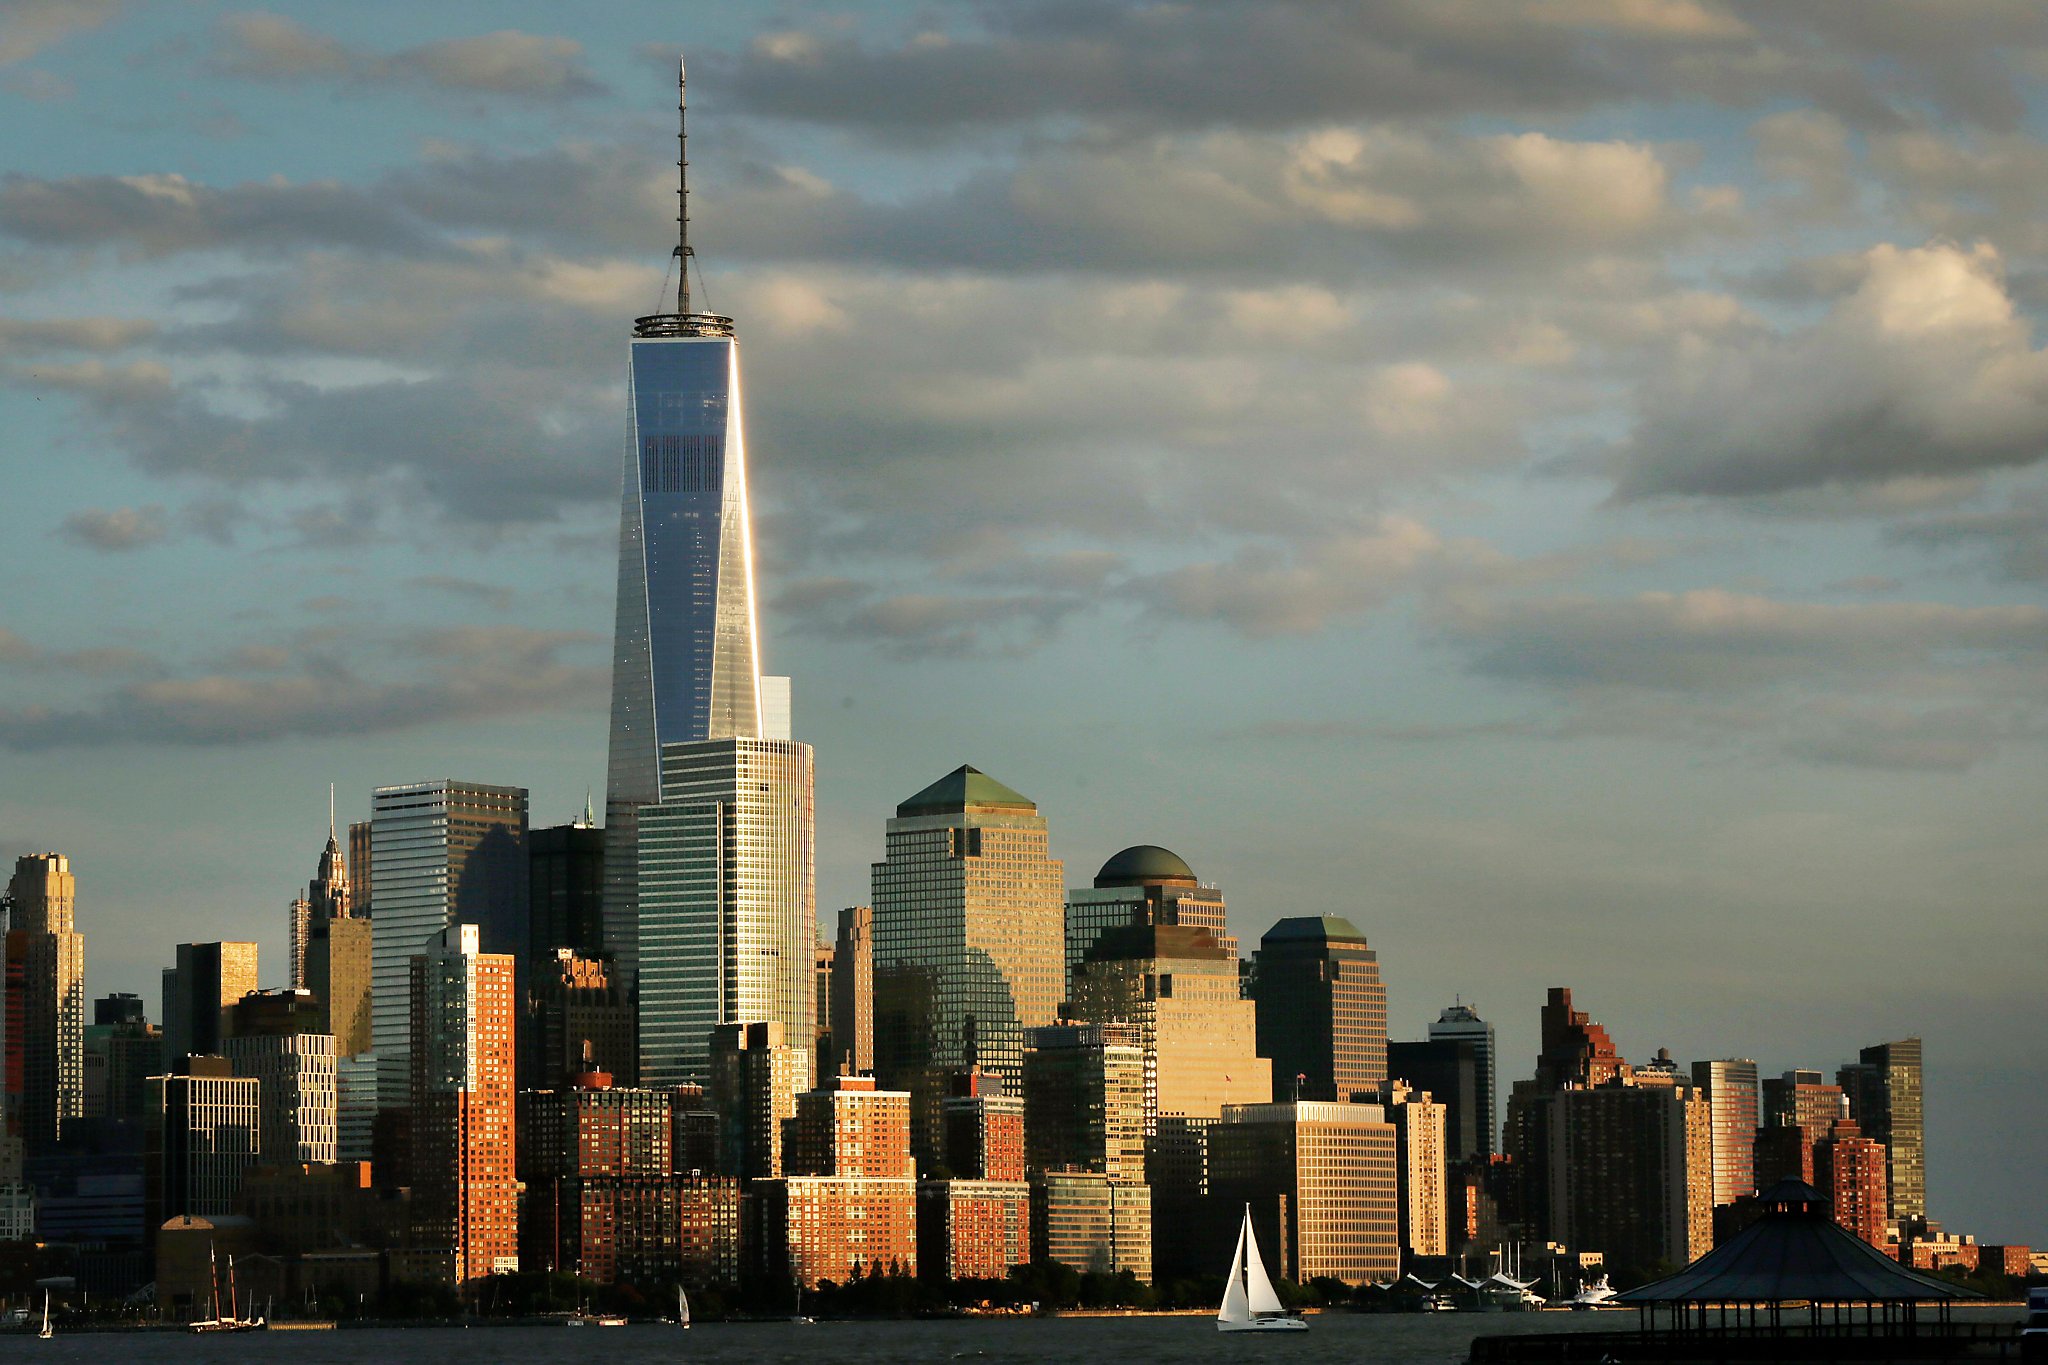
[4,0,2045,1239]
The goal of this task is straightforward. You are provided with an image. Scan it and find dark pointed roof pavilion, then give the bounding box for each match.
[1616,1180,1980,1305]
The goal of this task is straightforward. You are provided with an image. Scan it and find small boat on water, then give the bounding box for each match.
[37,1290,51,1340]
[677,1285,691,1329]
[1564,1274,1620,1310]
[564,1313,628,1327]
[1216,1205,1307,1333]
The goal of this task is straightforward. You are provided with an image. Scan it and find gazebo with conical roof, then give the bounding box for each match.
[1615,1178,1980,1340]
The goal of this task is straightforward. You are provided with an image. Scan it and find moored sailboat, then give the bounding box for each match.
[1216,1205,1307,1333]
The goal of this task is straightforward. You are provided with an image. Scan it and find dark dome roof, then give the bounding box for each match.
[1262,915,1367,944]
[1094,844,1197,888]
[896,765,1036,818]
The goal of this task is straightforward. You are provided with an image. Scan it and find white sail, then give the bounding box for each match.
[1217,1218,1251,1325]
[678,1286,690,1326]
[1241,1209,1285,1316]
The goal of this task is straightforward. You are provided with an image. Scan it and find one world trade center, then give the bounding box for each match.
[603,55,765,996]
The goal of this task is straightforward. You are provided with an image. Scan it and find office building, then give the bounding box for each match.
[4,854,86,1151]
[1690,1058,1759,1208]
[1838,1038,1924,1225]
[220,990,337,1165]
[638,738,814,1086]
[370,780,527,1108]
[706,1021,808,1178]
[1814,1117,1889,1248]
[523,948,636,1090]
[288,798,352,990]
[1210,1100,1401,1283]
[603,69,767,997]
[1063,845,1232,977]
[88,1015,162,1126]
[162,941,258,1066]
[1029,1170,1152,1282]
[922,1069,1031,1279]
[96,993,145,1025]
[814,935,834,1060]
[530,804,606,965]
[1389,1037,1486,1165]
[1545,1079,1713,1276]
[409,924,519,1283]
[348,820,373,914]
[1428,1003,1497,1157]
[1250,915,1387,1103]
[148,1056,260,1221]
[519,1072,741,1287]
[1368,1080,1449,1259]
[872,765,1065,1157]
[1065,921,1268,1199]
[1762,1070,1847,1142]
[306,914,371,1057]
[336,1053,376,1163]
[1022,1022,1146,1182]
[827,905,873,1075]
[1501,987,1630,1239]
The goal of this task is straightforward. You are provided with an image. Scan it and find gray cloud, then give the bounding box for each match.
[0,0,121,66]
[0,624,603,750]
[59,503,167,551]
[211,13,602,100]
[0,170,439,258]
[0,315,153,351]
[773,577,1083,659]
[1888,491,2048,581]
[1615,241,2048,499]
[719,1,2048,137]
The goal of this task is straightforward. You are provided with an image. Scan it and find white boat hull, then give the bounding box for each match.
[1218,1316,1309,1333]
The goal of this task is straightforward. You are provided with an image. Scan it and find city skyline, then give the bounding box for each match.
[3,1,2045,1247]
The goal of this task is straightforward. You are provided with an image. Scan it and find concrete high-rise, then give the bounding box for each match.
[523,949,636,1089]
[1368,1079,1449,1260]
[1546,1080,1713,1276]
[1814,1117,1889,1248]
[306,914,371,1058]
[754,1073,918,1287]
[872,765,1065,1157]
[162,941,256,1066]
[1251,916,1387,1103]
[1838,1038,1924,1225]
[1690,1058,1759,1207]
[1428,1003,1497,1156]
[827,905,873,1076]
[1064,845,1232,976]
[604,58,766,998]
[410,924,519,1284]
[4,854,85,1151]
[706,1020,808,1179]
[638,738,814,1086]
[370,780,527,1108]
[220,990,338,1165]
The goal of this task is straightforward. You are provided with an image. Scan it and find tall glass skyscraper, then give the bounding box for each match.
[604,61,763,993]
[368,780,527,1107]
[637,738,814,1086]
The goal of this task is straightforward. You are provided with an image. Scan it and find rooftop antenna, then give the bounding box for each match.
[676,51,691,317]
[327,783,336,842]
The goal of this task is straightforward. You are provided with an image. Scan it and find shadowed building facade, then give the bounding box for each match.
[1063,845,1232,975]
[5,854,85,1152]
[872,766,1064,1159]
[1250,916,1387,1104]
[1838,1038,1923,1226]
[1210,1100,1402,1284]
[370,780,528,1109]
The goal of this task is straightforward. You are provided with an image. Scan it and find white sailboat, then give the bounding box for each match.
[37,1290,50,1340]
[1216,1205,1307,1333]
[677,1285,690,1329]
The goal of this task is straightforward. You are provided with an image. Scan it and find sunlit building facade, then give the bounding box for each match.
[1838,1038,1924,1225]
[638,738,815,1086]
[1690,1058,1759,1207]
[603,313,765,997]
[871,766,1065,1158]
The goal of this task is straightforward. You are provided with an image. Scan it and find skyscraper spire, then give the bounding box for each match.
[328,781,337,844]
[676,51,691,316]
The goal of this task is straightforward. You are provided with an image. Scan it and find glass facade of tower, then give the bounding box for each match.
[604,333,764,993]
[369,781,527,1108]
[637,738,814,1087]
[1428,1003,1497,1158]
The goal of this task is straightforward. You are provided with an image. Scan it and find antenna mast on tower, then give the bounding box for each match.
[676,51,691,316]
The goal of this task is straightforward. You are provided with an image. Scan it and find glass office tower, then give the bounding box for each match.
[604,318,764,996]
[637,737,814,1086]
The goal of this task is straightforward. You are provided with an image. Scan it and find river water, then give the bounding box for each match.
[23,1307,2027,1365]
